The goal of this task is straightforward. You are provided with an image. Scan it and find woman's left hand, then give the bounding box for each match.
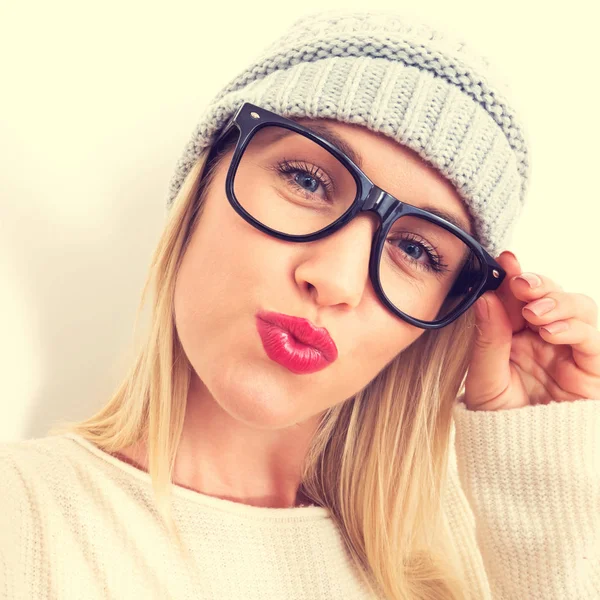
[463,251,600,411]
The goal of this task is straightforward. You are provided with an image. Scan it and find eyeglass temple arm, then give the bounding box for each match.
[485,256,506,291]
[204,113,240,165]
[214,116,237,145]
[213,102,250,146]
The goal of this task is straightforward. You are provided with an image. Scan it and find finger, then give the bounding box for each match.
[536,347,600,401]
[508,270,564,334]
[522,292,599,329]
[538,318,600,376]
[493,251,527,332]
[509,270,564,303]
[466,290,514,404]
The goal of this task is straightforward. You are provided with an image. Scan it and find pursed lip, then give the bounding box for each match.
[255,310,338,362]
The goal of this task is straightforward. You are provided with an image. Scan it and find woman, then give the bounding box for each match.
[2,9,599,600]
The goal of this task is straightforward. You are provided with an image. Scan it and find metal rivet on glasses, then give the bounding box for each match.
[250,112,260,119]
[492,269,500,278]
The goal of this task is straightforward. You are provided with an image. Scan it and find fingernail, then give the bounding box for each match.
[524,297,556,316]
[504,251,518,262]
[541,321,569,335]
[514,273,542,288]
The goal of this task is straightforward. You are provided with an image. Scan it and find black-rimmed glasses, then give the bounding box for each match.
[206,102,506,329]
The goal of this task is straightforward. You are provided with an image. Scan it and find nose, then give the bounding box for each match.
[294,212,380,310]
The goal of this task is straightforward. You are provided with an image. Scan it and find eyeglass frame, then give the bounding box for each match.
[204,101,506,330]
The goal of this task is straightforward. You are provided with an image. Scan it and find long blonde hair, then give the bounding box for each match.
[50,132,479,599]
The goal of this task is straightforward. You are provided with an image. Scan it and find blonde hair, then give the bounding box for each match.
[50,137,479,600]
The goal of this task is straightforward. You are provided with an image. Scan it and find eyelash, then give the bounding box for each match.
[387,232,450,276]
[275,160,335,199]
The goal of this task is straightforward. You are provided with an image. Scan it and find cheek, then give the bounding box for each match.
[363,323,419,367]
[185,195,259,294]
[172,189,290,362]
[332,319,421,396]
[196,186,288,283]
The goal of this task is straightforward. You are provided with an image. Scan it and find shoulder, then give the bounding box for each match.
[0,433,82,483]
[0,435,77,580]
[1,434,68,500]
[0,434,94,521]
[0,433,155,518]
[0,434,102,593]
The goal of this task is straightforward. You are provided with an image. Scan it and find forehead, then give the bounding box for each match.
[293,117,475,238]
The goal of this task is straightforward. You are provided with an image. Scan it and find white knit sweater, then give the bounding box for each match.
[1,399,599,600]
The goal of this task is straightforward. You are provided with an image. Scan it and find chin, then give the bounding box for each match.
[212,360,311,430]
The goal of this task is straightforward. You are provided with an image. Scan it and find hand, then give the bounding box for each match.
[463,251,600,411]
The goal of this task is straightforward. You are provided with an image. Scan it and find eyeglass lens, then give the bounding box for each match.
[232,125,485,323]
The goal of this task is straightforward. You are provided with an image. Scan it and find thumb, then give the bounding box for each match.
[464,291,514,408]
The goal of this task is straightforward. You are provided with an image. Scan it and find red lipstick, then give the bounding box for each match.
[255,310,338,374]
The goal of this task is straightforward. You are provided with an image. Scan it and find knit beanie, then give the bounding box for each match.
[166,9,531,257]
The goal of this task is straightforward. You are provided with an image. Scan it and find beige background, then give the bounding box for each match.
[1,0,598,442]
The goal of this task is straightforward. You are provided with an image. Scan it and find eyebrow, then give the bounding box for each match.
[416,205,473,237]
[301,122,365,170]
[286,121,473,236]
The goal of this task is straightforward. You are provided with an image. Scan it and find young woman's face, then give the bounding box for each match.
[173,118,474,428]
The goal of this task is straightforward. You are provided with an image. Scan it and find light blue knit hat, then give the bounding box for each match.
[166,9,531,257]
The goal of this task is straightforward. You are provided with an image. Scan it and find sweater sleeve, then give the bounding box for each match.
[451,397,600,599]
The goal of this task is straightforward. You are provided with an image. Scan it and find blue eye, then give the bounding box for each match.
[294,172,320,193]
[401,240,425,260]
[386,233,449,275]
[276,160,335,201]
